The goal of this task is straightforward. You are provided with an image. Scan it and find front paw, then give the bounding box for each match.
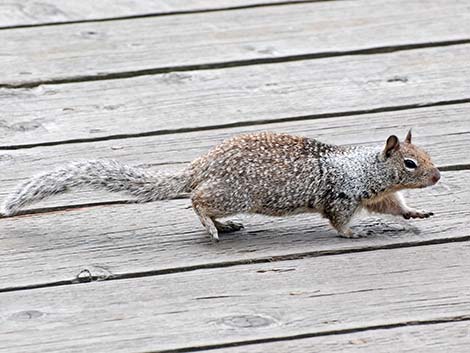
[403,209,434,219]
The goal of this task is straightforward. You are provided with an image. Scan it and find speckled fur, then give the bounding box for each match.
[1,131,440,240]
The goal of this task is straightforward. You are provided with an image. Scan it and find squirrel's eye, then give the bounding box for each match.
[404,159,418,169]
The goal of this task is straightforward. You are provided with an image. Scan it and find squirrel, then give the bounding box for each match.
[1,129,440,240]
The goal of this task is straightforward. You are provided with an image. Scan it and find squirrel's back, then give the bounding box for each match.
[189,132,340,185]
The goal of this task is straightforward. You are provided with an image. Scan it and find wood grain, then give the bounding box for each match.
[1,241,470,352]
[1,0,470,86]
[2,44,470,147]
[0,169,467,289]
[1,1,467,352]
[0,103,469,208]
[0,0,315,28]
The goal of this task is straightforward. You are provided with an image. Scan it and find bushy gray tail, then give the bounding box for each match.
[1,160,191,216]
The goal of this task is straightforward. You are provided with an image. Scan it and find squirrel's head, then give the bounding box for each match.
[382,130,440,189]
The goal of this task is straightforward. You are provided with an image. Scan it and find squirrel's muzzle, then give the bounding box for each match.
[429,168,441,185]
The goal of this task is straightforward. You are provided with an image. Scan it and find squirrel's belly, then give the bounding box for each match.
[246,188,318,217]
[248,203,319,217]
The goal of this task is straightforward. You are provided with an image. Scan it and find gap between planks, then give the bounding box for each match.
[0,0,340,30]
[2,241,470,352]
[142,315,470,353]
[2,39,470,90]
[1,96,470,151]
[2,0,470,87]
[1,202,469,294]
[2,43,470,148]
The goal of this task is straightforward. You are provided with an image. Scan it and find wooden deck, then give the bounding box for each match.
[1,1,470,352]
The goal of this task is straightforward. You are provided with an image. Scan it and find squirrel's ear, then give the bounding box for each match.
[384,135,400,157]
[405,129,412,144]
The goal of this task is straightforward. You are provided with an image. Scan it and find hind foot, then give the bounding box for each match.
[403,209,434,219]
[214,220,244,233]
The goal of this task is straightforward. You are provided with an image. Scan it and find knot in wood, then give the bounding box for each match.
[219,314,275,328]
[10,310,43,321]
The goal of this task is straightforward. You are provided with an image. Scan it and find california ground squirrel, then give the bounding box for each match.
[2,130,440,240]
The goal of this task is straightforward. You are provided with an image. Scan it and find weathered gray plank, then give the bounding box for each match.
[211,321,470,353]
[0,0,318,28]
[1,241,470,352]
[1,0,470,86]
[0,169,467,289]
[0,103,468,207]
[2,44,470,147]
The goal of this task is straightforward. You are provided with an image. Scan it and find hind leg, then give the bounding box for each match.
[191,183,244,241]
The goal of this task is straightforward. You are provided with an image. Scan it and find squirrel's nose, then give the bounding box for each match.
[431,169,441,184]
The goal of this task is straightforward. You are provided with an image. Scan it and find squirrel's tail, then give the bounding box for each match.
[1,160,191,216]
